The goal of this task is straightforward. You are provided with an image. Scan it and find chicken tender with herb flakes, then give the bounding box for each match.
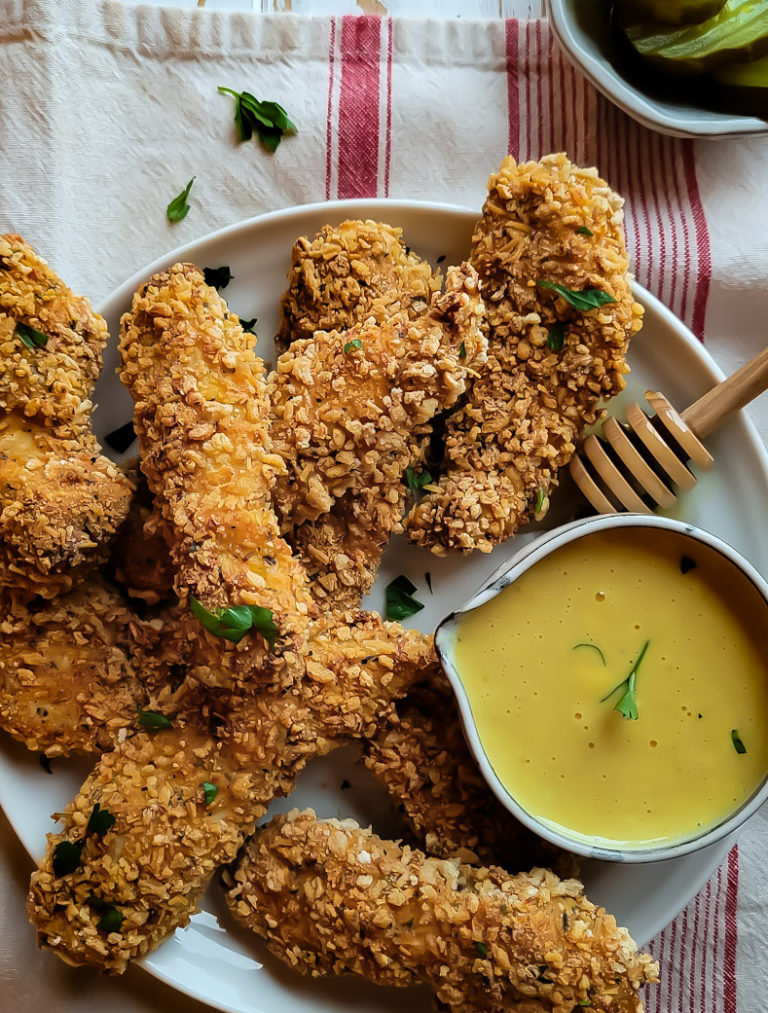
[406,155,643,554]
[269,264,485,607]
[119,263,314,688]
[226,810,658,1013]
[275,219,440,353]
[0,235,133,595]
[0,577,185,757]
[27,619,438,973]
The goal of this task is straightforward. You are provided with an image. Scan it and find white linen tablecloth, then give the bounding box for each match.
[1,3,767,1010]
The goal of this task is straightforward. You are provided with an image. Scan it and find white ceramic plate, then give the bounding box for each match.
[2,200,768,1013]
[547,0,768,139]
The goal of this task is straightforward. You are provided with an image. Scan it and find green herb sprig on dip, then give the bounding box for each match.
[600,640,650,721]
[191,597,277,648]
[218,87,296,152]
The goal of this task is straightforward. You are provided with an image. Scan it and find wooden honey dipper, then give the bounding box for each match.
[570,344,768,514]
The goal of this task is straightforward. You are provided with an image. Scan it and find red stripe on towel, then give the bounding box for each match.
[724,845,739,1013]
[505,19,519,159]
[384,18,393,197]
[336,15,382,199]
[682,139,711,341]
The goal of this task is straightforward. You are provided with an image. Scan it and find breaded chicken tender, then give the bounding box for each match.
[119,263,314,687]
[406,155,644,554]
[269,264,486,607]
[226,810,658,1013]
[27,623,438,973]
[363,671,574,876]
[275,220,440,353]
[0,235,133,595]
[0,577,184,757]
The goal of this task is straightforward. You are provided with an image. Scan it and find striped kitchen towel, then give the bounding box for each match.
[0,4,766,1012]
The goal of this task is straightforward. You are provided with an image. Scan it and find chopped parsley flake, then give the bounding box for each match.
[52,840,83,877]
[191,597,277,648]
[203,266,234,291]
[385,575,424,622]
[732,729,747,754]
[138,710,173,731]
[218,87,296,152]
[15,321,49,349]
[202,781,218,804]
[344,338,363,354]
[536,280,616,311]
[87,803,116,837]
[405,466,432,493]
[167,177,195,223]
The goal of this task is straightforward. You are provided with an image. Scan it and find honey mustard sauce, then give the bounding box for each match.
[451,528,768,849]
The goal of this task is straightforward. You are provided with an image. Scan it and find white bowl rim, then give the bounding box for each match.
[435,512,768,864]
[546,0,768,139]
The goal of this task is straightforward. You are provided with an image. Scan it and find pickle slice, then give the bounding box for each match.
[623,0,768,75]
[712,51,768,113]
[613,0,726,26]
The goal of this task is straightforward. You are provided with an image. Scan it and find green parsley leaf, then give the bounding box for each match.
[14,321,49,349]
[405,466,432,493]
[190,597,277,648]
[87,803,116,837]
[218,87,297,152]
[580,1002,592,1008]
[573,642,606,666]
[680,555,697,574]
[52,840,83,877]
[546,322,565,352]
[459,341,467,358]
[202,781,218,804]
[97,905,123,934]
[536,280,616,311]
[385,575,424,622]
[533,488,547,515]
[475,941,489,958]
[731,729,747,754]
[600,640,650,721]
[203,266,233,291]
[167,177,195,223]
[344,338,363,354]
[239,316,258,335]
[138,709,173,731]
[576,225,593,237]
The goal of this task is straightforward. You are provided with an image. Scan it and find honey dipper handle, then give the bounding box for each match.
[681,344,768,440]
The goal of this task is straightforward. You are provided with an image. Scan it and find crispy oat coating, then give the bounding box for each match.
[0,236,133,595]
[363,672,574,876]
[406,155,644,554]
[269,264,486,607]
[227,810,658,1013]
[119,263,314,686]
[27,623,438,972]
[275,220,440,353]
[0,577,184,757]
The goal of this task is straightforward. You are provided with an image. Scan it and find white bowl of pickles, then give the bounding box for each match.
[435,513,768,863]
[547,0,768,138]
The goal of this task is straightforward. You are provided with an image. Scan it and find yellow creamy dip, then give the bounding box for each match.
[451,528,768,850]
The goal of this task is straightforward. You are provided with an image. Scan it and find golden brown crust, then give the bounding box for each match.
[406,154,644,554]
[227,810,658,1013]
[119,263,314,687]
[270,264,486,606]
[275,220,440,353]
[0,578,185,757]
[362,671,575,877]
[27,622,438,972]
[0,236,133,595]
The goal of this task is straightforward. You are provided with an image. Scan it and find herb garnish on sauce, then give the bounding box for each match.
[573,642,606,666]
[385,575,424,622]
[217,87,297,152]
[190,597,277,648]
[536,280,616,311]
[600,640,650,721]
[731,729,747,754]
